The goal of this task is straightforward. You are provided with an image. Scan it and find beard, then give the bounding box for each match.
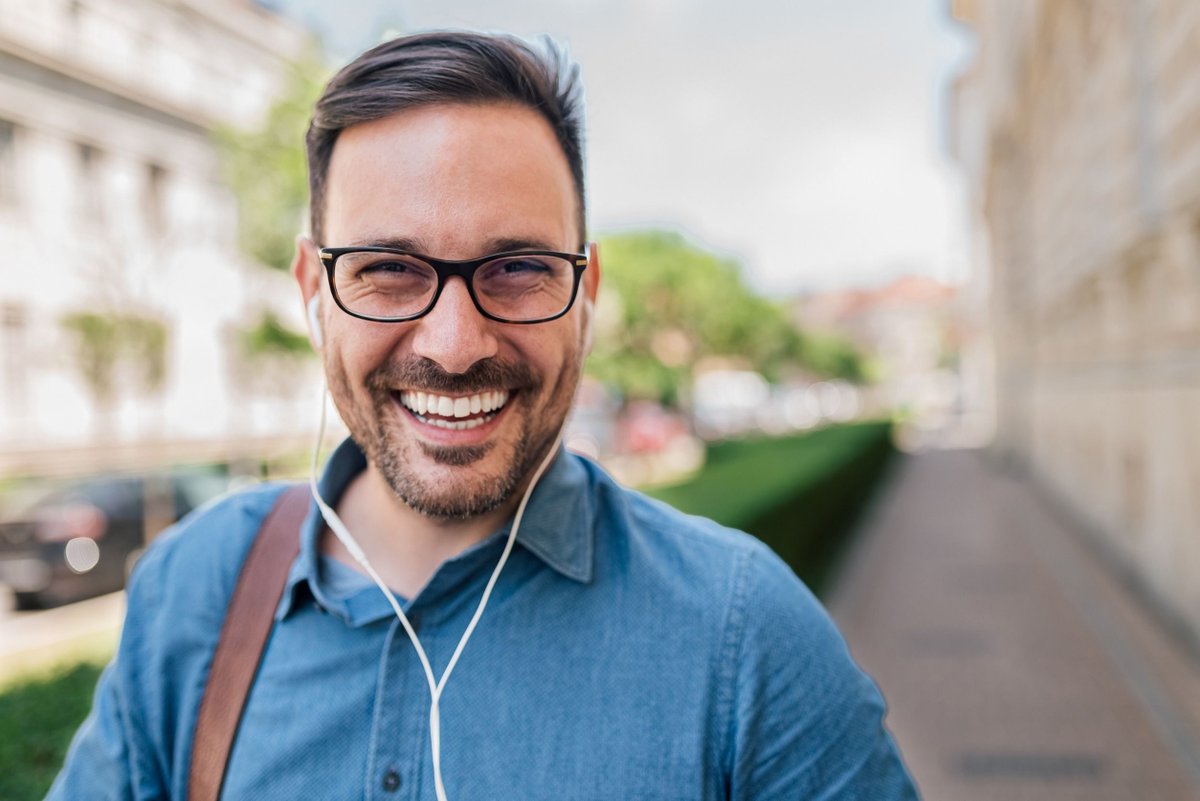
[328,349,581,521]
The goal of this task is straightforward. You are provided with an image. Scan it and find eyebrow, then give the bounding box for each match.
[348,235,569,256]
[350,235,426,251]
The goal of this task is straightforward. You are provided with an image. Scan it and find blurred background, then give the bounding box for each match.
[1,1,1198,799]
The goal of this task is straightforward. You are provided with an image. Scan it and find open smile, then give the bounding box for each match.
[395,389,511,431]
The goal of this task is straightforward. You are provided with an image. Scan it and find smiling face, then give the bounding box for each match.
[296,103,597,520]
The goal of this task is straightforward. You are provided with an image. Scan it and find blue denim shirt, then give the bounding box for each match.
[48,438,916,800]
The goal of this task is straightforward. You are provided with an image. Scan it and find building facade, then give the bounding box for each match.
[951,0,1200,643]
[0,0,321,476]
[792,275,985,447]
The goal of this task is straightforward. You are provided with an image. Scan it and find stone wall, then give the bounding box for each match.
[952,0,1200,643]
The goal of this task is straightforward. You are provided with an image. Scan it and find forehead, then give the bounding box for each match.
[324,103,579,253]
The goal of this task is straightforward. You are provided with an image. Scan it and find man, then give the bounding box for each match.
[50,31,917,800]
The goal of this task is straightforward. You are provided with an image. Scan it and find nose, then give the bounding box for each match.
[409,277,499,373]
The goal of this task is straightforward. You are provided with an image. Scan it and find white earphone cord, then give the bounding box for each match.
[309,385,562,801]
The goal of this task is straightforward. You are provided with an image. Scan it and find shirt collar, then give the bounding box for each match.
[279,436,595,622]
[504,442,596,584]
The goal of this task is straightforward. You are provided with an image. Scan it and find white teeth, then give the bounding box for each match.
[427,416,487,430]
[398,389,510,420]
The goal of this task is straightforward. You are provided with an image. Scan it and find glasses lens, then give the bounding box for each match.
[474,254,577,322]
[333,252,437,319]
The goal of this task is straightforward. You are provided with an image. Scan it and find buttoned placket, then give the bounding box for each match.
[362,535,516,801]
[366,614,426,800]
[288,439,593,799]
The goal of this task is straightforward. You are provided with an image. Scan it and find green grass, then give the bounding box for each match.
[0,658,107,801]
[648,421,897,595]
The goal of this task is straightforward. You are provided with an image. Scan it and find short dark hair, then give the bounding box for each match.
[306,31,586,247]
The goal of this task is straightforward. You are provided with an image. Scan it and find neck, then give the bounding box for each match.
[321,463,521,599]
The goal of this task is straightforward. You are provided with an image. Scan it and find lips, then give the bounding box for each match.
[397,389,510,430]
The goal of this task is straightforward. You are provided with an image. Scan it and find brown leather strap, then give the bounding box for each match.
[188,484,310,801]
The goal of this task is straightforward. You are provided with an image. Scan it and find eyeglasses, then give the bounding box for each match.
[318,246,589,324]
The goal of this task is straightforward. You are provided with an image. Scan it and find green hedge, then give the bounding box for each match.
[648,421,897,595]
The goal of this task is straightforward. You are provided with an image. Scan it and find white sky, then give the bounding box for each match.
[265,0,974,296]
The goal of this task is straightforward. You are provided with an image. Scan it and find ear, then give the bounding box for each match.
[292,235,324,351]
[580,241,602,354]
[583,241,602,302]
[292,235,321,300]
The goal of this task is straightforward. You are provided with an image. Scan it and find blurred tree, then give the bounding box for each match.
[121,315,169,393]
[229,310,317,399]
[60,313,121,408]
[239,310,314,359]
[61,312,169,408]
[587,230,869,405]
[795,330,874,384]
[215,49,327,271]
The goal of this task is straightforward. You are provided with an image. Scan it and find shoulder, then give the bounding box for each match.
[122,481,302,664]
[578,462,902,771]
[579,458,839,669]
[578,456,752,552]
[129,481,298,610]
[583,458,808,604]
[99,482,301,782]
[615,476,839,665]
[579,457,872,673]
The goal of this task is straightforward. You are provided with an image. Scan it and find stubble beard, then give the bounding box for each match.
[328,349,581,521]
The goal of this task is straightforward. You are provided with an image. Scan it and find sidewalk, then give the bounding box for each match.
[829,449,1200,801]
[0,591,123,684]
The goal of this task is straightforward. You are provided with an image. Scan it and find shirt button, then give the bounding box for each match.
[382,768,401,793]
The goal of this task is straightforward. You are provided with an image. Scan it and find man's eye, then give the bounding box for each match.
[360,259,415,273]
[500,258,552,273]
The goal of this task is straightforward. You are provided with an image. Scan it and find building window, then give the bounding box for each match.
[1,302,28,418]
[0,120,15,205]
[145,163,167,234]
[77,143,104,223]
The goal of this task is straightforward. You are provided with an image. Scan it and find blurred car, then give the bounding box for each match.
[616,401,689,455]
[0,469,231,609]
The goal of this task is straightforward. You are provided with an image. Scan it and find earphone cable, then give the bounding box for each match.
[308,384,561,801]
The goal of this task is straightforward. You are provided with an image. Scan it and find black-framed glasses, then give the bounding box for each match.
[318,246,589,324]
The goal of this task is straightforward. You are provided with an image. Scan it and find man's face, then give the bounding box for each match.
[296,102,597,519]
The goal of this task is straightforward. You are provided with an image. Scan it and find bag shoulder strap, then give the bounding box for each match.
[188,483,310,801]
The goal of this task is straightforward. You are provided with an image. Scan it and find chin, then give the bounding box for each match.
[371,417,531,520]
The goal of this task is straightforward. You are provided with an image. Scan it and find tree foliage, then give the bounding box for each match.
[215,50,327,271]
[794,330,873,384]
[60,312,169,405]
[587,230,868,405]
[240,310,315,359]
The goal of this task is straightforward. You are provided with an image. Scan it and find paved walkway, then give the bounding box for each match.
[830,449,1200,801]
[0,590,123,683]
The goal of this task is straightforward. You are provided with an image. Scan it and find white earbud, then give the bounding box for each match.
[306,296,323,349]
